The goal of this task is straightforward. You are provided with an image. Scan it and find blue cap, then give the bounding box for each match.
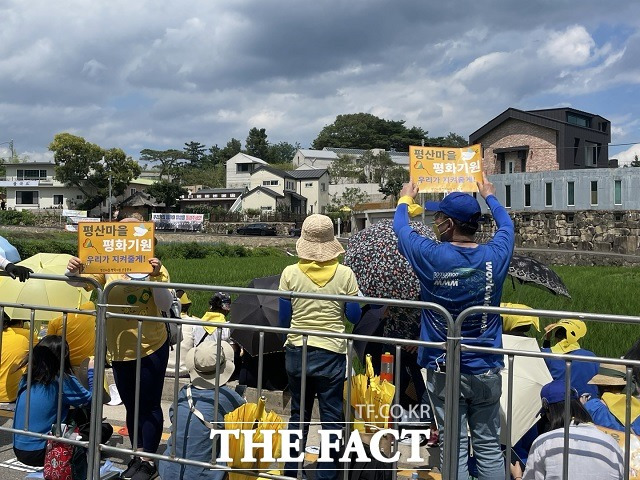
[425,192,481,224]
[540,380,579,408]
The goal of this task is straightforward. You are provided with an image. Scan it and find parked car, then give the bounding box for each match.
[289,227,302,237]
[236,223,278,236]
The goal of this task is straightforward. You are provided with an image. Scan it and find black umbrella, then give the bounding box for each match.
[229,275,283,355]
[508,254,571,298]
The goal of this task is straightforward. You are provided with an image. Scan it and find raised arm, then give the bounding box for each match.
[477,172,514,257]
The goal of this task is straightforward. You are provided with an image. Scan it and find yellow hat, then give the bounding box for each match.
[179,292,191,305]
[551,319,587,344]
[501,303,540,332]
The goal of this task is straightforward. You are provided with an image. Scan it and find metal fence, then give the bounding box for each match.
[2,274,640,479]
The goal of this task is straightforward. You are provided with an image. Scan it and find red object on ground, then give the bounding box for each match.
[117,426,129,436]
[380,352,394,383]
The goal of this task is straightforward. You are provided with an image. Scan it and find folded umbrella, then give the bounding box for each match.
[0,253,91,322]
[229,275,282,356]
[0,235,21,263]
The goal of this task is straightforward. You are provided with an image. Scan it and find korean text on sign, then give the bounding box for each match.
[409,144,483,193]
[78,221,155,274]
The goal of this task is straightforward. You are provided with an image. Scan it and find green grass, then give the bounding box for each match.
[163,256,298,317]
[501,266,640,358]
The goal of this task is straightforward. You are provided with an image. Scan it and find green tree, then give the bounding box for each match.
[330,187,370,211]
[631,154,640,167]
[183,141,207,168]
[139,148,185,180]
[328,154,359,183]
[180,164,226,188]
[245,128,269,160]
[427,132,469,147]
[146,180,188,208]
[312,113,428,151]
[219,138,242,162]
[268,141,299,164]
[379,166,409,202]
[356,150,394,183]
[50,133,141,210]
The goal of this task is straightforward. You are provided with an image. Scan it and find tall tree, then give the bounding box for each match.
[50,133,141,210]
[312,113,428,151]
[145,180,188,208]
[245,128,270,160]
[427,132,469,147]
[183,141,207,168]
[379,166,410,202]
[631,154,640,167]
[139,148,185,180]
[219,138,242,162]
[356,150,394,183]
[268,141,299,164]
[327,154,359,184]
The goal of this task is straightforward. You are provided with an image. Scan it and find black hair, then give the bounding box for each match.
[209,292,231,312]
[19,335,73,385]
[555,328,567,340]
[539,399,592,434]
[624,338,640,387]
[507,325,531,336]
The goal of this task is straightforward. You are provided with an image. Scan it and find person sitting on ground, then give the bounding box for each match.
[165,290,200,377]
[12,335,113,467]
[278,213,361,480]
[158,341,245,480]
[583,363,640,434]
[541,319,599,398]
[0,254,32,282]
[519,379,623,480]
[0,313,31,403]
[502,303,540,336]
[197,292,232,345]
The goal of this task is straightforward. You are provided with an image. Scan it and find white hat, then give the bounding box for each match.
[185,341,235,389]
[296,214,344,262]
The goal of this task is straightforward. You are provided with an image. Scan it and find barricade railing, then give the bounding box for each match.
[451,305,640,480]
[0,272,103,475]
[96,279,454,480]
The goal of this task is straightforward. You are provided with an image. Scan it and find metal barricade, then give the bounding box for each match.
[0,272,102,475]
[447,305,640,480]
[93,279,454,480]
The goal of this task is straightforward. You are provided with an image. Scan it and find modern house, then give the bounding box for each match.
[292,149,338,169]
[225,152,268,188]
[179,187,246,211]
[246,165,307,214]
[469,107,611,174]
[287,169,330,215]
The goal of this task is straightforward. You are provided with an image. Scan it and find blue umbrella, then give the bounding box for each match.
[0,235,21,263]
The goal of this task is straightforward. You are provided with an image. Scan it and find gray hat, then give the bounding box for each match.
[185,341,235,389]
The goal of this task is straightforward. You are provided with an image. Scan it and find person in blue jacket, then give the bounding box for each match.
[584,363,640,434]
[541,319,599,398]
[12,335,94,466]
[393,173,515,480]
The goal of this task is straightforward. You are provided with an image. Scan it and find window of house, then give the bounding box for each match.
[321,183,326,192]
[614,180,622,205]
[600,121,608,133]
[16,191,39,205]
[497,153,505,174]
[304,182,313,188]
[567,113,591,127]
[53,194,63,206]
[507,160,514,174]
[17,169,47,180]
[261,206,272,211]
[524,184,531,207]
[545,182,553,207]
[585,142,599,167]
[230,193,236,198]
[262,180,279,186]
[221,194,227,197]
[567,181,575,206]
[590,180,598,206]
[573,138,580,165]
[237,164,250,173]
[130,188,136,196]
[505,185,511,208]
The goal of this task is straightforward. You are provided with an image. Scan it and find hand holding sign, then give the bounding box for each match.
[410,144,483,193]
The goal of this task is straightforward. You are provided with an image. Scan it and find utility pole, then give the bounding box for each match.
[108,173,112,220]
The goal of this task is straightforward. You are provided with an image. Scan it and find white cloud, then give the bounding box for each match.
[612,144,640,165]
[539,25,595,66]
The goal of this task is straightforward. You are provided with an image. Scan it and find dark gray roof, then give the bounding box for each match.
[324,147,368,156]
[286,169,328,179]
[252,165,295,179]
[243,186,284,199]
[119,191,164,207]
[286,191,307,201]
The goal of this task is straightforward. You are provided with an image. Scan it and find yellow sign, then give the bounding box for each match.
[78,221,155,274]
[409,144,483,193]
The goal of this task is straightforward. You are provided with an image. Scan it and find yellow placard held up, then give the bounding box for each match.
[409,144,483,193]
[78,221,155,274]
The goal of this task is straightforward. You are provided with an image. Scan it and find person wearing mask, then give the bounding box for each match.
[279,213,361,480]
[65,217,172,480]
[393,173,515,480]
[520,379,623,480]
[158,341,244,480]
[541,319,599,398]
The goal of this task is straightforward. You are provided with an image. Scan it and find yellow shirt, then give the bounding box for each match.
[279,263,359,354]
[48,301,96,367]
[81,267,170,362]
[0,328,30,402]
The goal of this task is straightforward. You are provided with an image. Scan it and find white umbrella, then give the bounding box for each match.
[500,334,553,446]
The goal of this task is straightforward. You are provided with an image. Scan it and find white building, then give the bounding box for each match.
[225,153,268,188]
[292,149,338,169]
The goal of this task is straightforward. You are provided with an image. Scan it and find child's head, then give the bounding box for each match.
[22,335,72,385]
[209,292,231,314]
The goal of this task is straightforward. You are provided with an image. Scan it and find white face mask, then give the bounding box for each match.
[126,273,149,280]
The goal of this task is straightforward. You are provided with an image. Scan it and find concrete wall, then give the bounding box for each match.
[241,190,279,212]
[249,169,285,195]
[486,168,640,213]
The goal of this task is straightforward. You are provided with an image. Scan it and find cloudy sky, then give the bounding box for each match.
[3,0,640,164]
